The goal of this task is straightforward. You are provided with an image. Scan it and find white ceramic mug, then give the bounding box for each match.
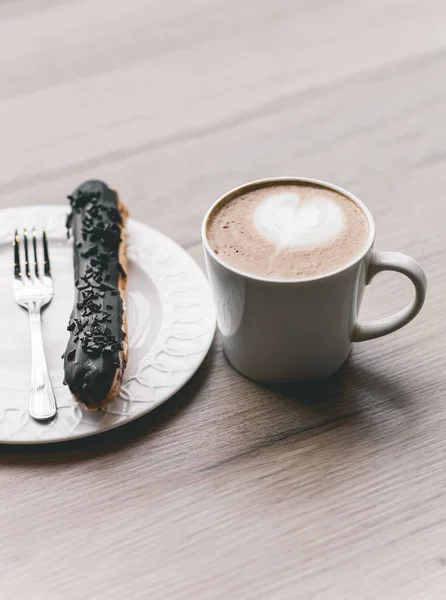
[202,177,427,382]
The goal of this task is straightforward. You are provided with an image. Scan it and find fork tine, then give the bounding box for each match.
[32,228,39,278]
[23,228,31,278]
[43,230,51,277]
[14,230,21,280]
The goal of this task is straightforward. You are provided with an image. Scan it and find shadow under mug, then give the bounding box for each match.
[202,177,427,382]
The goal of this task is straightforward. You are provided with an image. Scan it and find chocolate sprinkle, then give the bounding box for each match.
[63,180,126,408]
[118,263,127,278]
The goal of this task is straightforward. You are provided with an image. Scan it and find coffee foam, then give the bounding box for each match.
[254,191,345,248]
[206,183,370,280]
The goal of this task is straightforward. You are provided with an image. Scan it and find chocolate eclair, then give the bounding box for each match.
[63,180,129,409]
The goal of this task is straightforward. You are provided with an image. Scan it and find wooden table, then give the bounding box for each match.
[1,1,445,598]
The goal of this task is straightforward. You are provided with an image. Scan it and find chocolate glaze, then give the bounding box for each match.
[63,180,127,408]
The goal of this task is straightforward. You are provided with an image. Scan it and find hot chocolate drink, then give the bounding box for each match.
[206,182,370,279]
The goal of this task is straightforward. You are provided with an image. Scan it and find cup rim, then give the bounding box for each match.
[202,176,376,283]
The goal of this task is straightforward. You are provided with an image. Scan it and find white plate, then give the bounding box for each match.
[0,205,215,444]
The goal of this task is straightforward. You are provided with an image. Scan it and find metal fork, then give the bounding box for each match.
[13,229,57,421]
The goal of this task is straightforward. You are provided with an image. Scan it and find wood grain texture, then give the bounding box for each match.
[1,0,446,598]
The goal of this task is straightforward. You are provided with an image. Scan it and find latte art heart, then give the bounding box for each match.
[254,192,345,248]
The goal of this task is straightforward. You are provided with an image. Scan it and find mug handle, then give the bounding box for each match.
[353,251,427,342]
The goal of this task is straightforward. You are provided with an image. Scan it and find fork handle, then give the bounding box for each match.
[28,310,57,421]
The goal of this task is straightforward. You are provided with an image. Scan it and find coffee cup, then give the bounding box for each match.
[202,177,427,381]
